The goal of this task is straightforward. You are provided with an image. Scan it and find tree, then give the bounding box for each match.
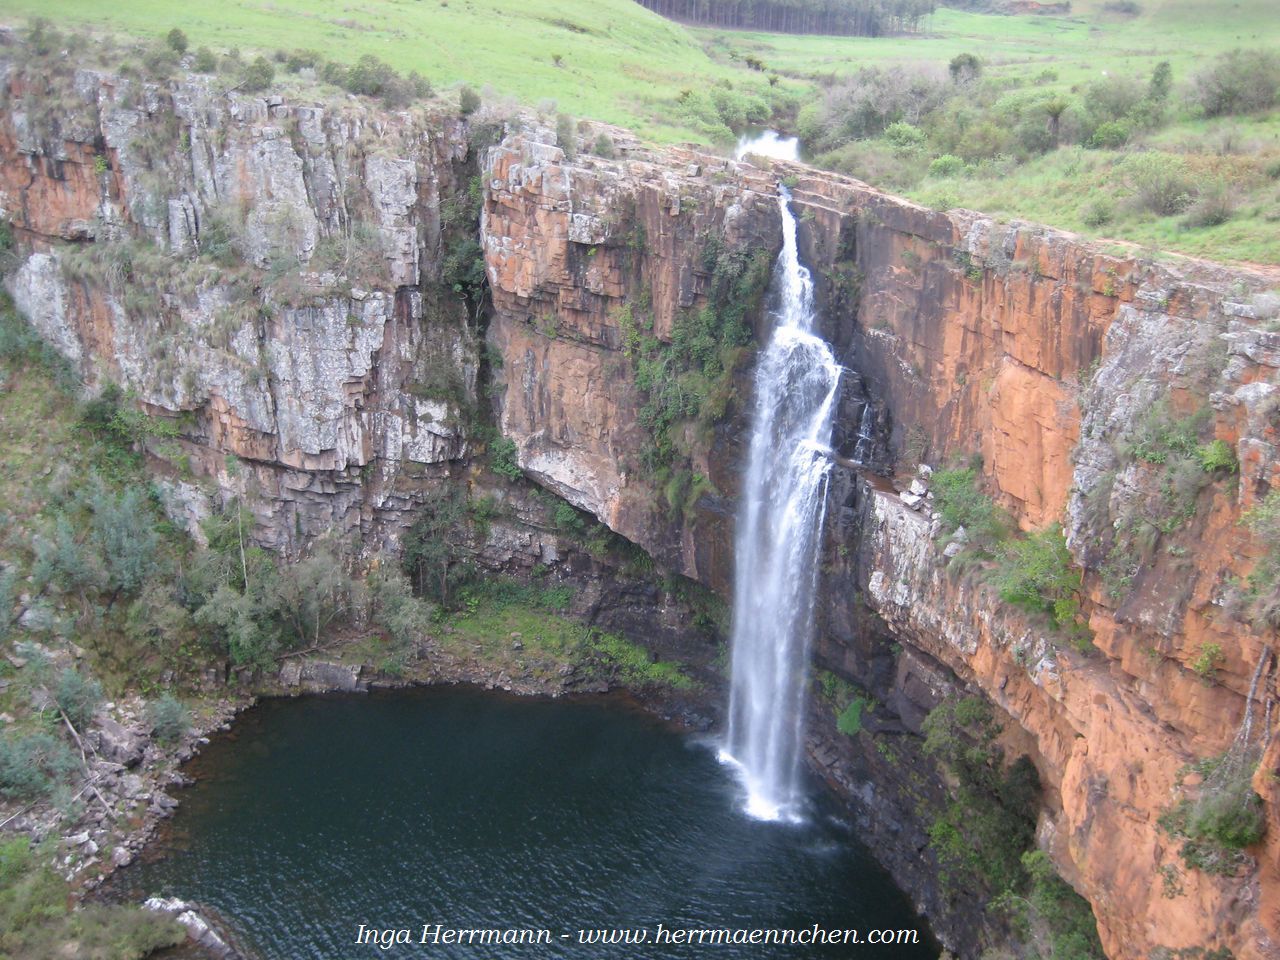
[274,541,356,648]
[239,56,275,93]
[1191,48,1280,117]
[165,28,189,54]
[368,564,435,648]
[948,53,981,86]
[403,489,467,604]
[1148,60,1172,103]
[458,85,482,117]
[85,481,159,596]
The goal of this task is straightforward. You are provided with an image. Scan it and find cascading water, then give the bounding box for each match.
[720,134,842,822]
[852,404,876,465]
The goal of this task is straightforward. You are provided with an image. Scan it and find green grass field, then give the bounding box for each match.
[0,0,786,143]
[717,0,1279,88]
[0,0,1277,264]
[703,0,1280,266]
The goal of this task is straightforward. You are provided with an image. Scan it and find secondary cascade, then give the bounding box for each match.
[720,132,842,822]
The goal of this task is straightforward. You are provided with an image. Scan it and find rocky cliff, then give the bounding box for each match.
[2,40,1278,960]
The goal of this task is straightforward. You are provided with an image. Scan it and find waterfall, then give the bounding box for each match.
[852,404,876,465]
[720,141,841,822]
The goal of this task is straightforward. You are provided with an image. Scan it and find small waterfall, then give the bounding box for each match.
[720,144,841,822]
[852,404,876,465]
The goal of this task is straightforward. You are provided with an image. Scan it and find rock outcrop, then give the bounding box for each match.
[2,43,1278,960]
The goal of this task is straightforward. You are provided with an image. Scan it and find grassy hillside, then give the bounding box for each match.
[0,0,791,143]
[724,0,1278,85]
[708,0,1280,265]
[0,0,1276,264]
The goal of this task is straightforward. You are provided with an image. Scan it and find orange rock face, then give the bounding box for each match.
[783,170,1279,958]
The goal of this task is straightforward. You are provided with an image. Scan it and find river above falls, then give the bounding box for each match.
[116,687,934,959]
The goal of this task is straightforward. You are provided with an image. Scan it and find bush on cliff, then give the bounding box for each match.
[1160,749,1266,876]
[990,525,1086,634]
[239,56,275,93]
[923,697,1104,958]
[931,467,1007,549]
[922,696,1040,896]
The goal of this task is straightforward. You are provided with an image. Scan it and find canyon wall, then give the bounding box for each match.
[2,44,1278,960]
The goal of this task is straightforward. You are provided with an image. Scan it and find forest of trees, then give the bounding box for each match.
[634,0,938,37]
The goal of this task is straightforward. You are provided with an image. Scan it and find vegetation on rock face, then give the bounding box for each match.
[991,526,1086,637]
[922,696,1104,960]
[932,466,1008,550]
[816,669,873,737]
[1160,748,1266,877]
[618,233,772,521]
[1241,490,1280,630]
[929,466,1090,645]
[440,576,696,690]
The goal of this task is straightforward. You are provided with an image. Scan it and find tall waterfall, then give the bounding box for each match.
[720,137,842,822]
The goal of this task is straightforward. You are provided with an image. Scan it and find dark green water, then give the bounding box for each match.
[121,687,936,959]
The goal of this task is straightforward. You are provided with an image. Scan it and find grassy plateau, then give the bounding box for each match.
[0,0,1275,262]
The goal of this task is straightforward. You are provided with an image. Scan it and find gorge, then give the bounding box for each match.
[1,29,1279,960]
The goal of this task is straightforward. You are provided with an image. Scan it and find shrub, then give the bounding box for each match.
[164,28,188,54]
[32,515,105,594]
[1191,49,1280,118]
[1019,851,1107,960]
[553,501,586,537]
[928,154,965,178]
[0,732,78,800]
[239,56,275,93]
[345,54,396,96]
[948,53,982,86]
[1196,438,1237,473]
[0,837,184,958]
[592,133,616,159]
[1191,643,1223,680]
[1087,120,1130,149]
[932,467,1006,547]
[0,567,14,641]
[339,54,425,107]
[55,667,102,728]
[147,694,191,745]
[86,482,159,594]
[1081,196,1115,227]
[1121,153,1196,216]
[555,113,577,158]
[369,565,435,648]
[1181,181,1236,229]
[1084,74,1145,124]
[402,489,467,603]
[836,697,866,736]
[817,64,948,145]
[884,121,926,149]
[192,46,217,72]
[489,436,523,481]
[990,525,1084,632]
[922,696,1041,897]
[1160,751,1266,874]
[458,85,482,117]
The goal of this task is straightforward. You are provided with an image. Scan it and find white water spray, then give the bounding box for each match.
[720,134,841,822]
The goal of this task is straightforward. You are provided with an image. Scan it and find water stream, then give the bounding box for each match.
[721,132,842,822]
